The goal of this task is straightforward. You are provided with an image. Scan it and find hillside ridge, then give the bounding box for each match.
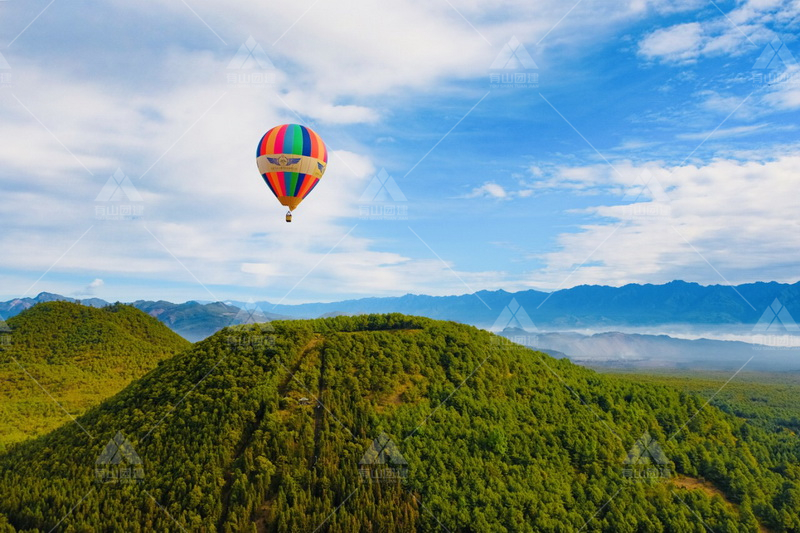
[0,301,190,447]
[0,314,797,531]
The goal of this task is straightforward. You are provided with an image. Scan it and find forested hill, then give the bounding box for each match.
[0,314,798,531]
[0,302,191,447]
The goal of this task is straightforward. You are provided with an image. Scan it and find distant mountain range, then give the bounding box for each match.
[231,280,800,329]
[0,293,290,342]
[2,281,799,366]
[127,300,290,342]
[6,281,799,331]
[497,328,800,372]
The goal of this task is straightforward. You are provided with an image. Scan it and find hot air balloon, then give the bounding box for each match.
[256,124,328,222]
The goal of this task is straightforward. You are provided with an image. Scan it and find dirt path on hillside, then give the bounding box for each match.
[672,476,770,533]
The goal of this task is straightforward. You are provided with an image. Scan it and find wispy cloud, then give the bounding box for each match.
[74,278,104,297]
[461,182,510,199]
[637,0,792,64]
[674,122,774,140]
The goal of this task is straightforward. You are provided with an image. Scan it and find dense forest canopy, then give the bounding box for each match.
[0,312,797,531]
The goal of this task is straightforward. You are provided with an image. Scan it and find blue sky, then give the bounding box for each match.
[0,0,798,304]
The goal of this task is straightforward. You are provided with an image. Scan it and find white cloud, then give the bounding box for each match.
[74,278,104,297]
[278,92,380,125]
[91,0,716,100]
[639,22,705,63]
[515,164,619,194]
[463,182,509,199]
[529,155,800,288]
[637,0,795,64]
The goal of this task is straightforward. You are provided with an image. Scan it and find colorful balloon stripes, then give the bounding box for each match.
[257,123,327,162]
[256,124,328,212]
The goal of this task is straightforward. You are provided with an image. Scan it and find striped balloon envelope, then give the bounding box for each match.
[256,124,328,215]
